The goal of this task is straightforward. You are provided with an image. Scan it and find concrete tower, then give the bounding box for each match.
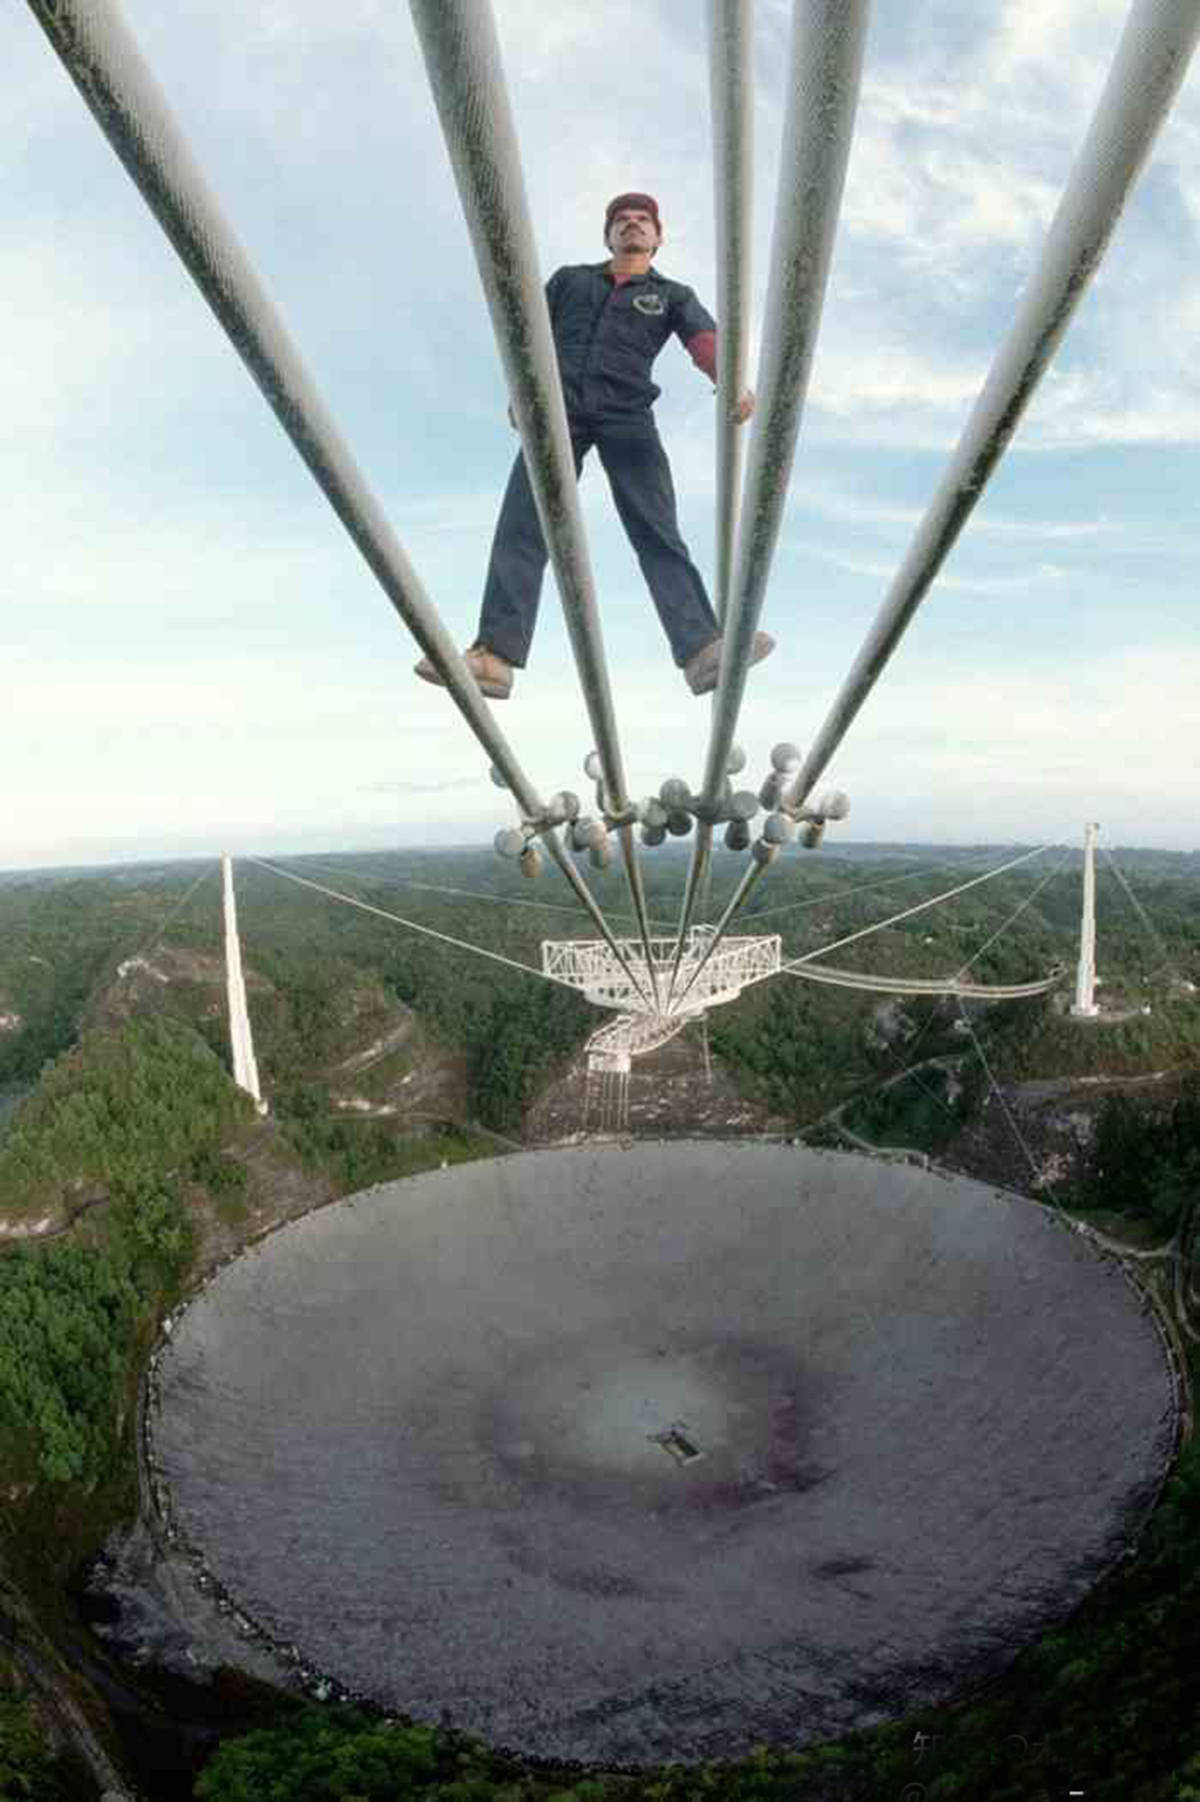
[222,855,267,1113]
[1071,822,1101,1018]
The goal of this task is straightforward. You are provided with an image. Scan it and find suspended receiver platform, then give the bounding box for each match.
[542,928,781,1017]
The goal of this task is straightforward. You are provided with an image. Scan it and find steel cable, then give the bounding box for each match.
[708,0,755,628]
[251,858,580,992]
[676,0,1200,1009]
[28,0,648,1006]
[409,0,662,1005]
[698,842,1056,1007]
[780,0,1200,819]
[671,0,873,992]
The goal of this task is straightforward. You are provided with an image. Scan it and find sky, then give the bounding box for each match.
[4,0,1200,872]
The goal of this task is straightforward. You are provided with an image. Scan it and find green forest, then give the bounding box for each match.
[0,1017,238,1494]
[0,844,1197,1800]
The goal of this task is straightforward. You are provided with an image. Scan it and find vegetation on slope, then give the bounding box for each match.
[0,1676,93,1801]
[1,848,1197,1800]
[1073,1074,1200,1234]
[843,1059,985,1154]
[0,866,214,1090]
[0,1014,492,1798]
[192,1710,610,1802]
[706,977,883,1119]
[0,1014,246,1799]
[230,871,595,1135]
[0,1015,247,1217]
[0,1019,242,1497]
[0,1185,190,1489]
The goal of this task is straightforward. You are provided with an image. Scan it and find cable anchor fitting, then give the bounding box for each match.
[638,746,759,848]
[582,751,639,834]
[754,743,851,854]
[490,763,581,878]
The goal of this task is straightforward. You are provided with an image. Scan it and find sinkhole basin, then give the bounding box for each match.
[152,1141,1176,1767]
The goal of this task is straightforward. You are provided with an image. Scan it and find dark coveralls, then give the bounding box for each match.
[476,262,722,669]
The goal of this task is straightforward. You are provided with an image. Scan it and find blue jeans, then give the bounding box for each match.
[476,410,719,668]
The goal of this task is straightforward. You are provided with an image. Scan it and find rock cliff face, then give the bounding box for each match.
[944,1069,1182,1197]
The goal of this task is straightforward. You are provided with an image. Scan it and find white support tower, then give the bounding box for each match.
[1071,822,1101,1018]
[222,854,268,1113]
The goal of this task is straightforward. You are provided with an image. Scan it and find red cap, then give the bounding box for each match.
[604,192,661,238]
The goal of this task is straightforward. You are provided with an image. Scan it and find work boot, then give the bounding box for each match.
[684,631,775,697]
[414,643,514,701]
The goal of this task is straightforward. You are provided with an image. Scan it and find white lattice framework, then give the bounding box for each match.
[585,1012,692,1076]
[542,930,781,1016]
[544,928,780,1081]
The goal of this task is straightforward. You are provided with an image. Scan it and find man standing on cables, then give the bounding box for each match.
[415,193,773,701]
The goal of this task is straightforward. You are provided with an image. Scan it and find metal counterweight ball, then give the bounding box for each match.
[659,777,692,811]
[548,790,581,824]
[494,827,527,859]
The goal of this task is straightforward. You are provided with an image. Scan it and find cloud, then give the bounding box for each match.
[796,542,1068,598]
[0,230,232,461]
[361,778,485,796]
[789,473,1117,543]
[6,0,1200,869]
[789,0,1200,450]
[831,640,1200,788]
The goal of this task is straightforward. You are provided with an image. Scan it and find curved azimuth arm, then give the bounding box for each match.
[27,0,648,1004]
[678,842,1058,1012]
[782,0,1200,818]
[786,966,1060,1000]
